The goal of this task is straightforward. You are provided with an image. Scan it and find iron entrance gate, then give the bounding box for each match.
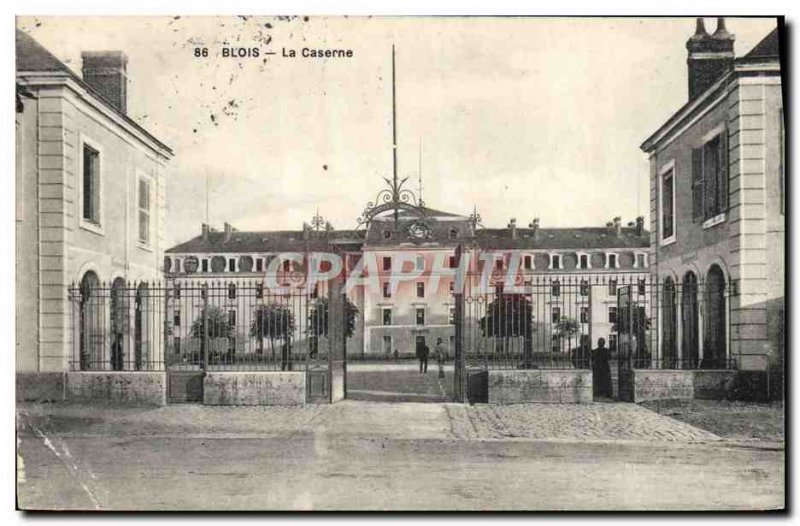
[453,274,595,403]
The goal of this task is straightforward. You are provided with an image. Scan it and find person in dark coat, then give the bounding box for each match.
[592,337,612,398]
[434,338,447,379]
[417,339,429,374]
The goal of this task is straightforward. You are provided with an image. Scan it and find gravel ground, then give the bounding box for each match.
[640,399,784,441]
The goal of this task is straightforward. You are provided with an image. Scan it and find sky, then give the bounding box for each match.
[17,16,779,247]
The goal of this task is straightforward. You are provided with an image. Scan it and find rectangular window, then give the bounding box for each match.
[82,144,100,224]
[173,308,181,327]
[228,284,236,299]
[636,253,646,268]
[382,282,391,298]
[201,259,209,272]
[416,255,425,271]
[175,259,182,273]
[383,308,392,326]
[449,281,455,294]
[256,258,263,272]
[609,306,618,324]
[524,255,532,270]
[579,254,588,269]
[255,283,264,299]
[382,256,392,271]
[228,258,236,272]
[580,307,589,324]
[448,255,457,269]
[608,253,618,269]
[416,282,425,298]
[637,279,646,296]
[551,306,561,323]
[228,310,236,328]
[609,334,618,353]
[608,279,617,297]
[174,284,181,299]
[495,258,504,270]
[173,336,181,355]
[693,129,729,223]
[551,280,561,297]
[662,169,675,241]
[416,308,426,326]
[448,307,455,325]
[551,254,561,269]
[579,280,589,297]
[137,177,150,244]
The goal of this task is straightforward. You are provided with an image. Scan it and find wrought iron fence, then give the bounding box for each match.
[455,273,734,371]
[68,279,332,372]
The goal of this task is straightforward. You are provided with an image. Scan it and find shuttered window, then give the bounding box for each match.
[138,177,151,244]
[693,127,729,222]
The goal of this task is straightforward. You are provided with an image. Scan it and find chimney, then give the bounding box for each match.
[201,223,211,241]
[686,18,735,100]
[529,218,540,239]
[508,218,517,240]
[635,216,644,236]
[223,222,235,242]
[81,51,129,114]
[612,216,622,237]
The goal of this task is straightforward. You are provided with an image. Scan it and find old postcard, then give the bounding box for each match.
[14,15,785,511]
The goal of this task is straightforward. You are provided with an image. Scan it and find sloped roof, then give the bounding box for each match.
[167,229,363,254]
[475,227,649,250]
[15,29,172,155]
[741,27,780,60]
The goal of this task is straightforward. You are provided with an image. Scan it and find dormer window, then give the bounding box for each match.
[606,253,618,269]
[578,253,590,270]
[228,258,236,272]
[449,229,458,239]
[495,258,504,271]
[635,252,648,268]
[383,230,393,240]
[256,258,264,272]
[550,254,562,270]
[523,255,533,270]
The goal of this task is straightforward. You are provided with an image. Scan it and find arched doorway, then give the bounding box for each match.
[662,277,678,368]
[134,282,148,370]
[79,271,101,370]
[704,265,727,368]
[110,278,127,371]
[681,272,699,369]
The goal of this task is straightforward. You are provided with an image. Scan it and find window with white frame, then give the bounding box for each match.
[382,307,393,326]
[415,255,425,271]
[382,282,391,298]
[382,256,392,271]
[523,255,533,270]
[82,142,101,226]
[448,307,455,325]
[580,306,589,324]
[415,307,426,326]
[660,161,676,245]
[137,176,151,245]
[550,254,561,270]
[606,253,618,269]
[416,281,425,298]
[578,253,589,269]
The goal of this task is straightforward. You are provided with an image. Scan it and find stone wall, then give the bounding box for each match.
[203,372,306,405]
[17,372,65,402]
[630,369,738,402]
[66,372,166,405]
[487,370,592,404]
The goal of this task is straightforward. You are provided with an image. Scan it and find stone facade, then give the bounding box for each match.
[66,372,167,405]
[487,370,593,404]
[641,23,783,377]
[203,372,306,405]
[15,30,172,378]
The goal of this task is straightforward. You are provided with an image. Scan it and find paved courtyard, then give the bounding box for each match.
[16,400,784,510]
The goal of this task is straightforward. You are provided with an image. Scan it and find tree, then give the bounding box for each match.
[479,293,534,368]
[250,303,296,363]
[307,297,359,357]
[190,305,233,366]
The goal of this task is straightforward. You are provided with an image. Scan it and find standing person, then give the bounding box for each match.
[434,338,447,379]
[592,337,612,398]
[417,339,429,374]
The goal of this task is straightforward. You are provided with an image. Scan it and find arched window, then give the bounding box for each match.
[662,277,677,367]
[79,271,101,370]
[110,277,128,371]
[681,272,699,368]
[704,265,727,368]
[134,282,149,370]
